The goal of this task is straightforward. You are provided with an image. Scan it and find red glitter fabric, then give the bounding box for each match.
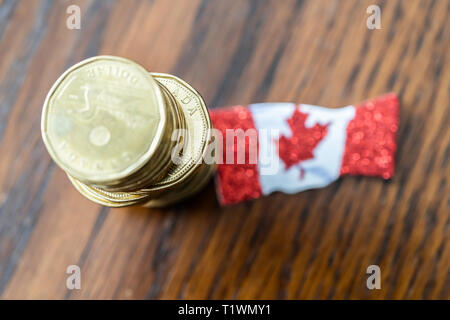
[209,106,262,205]
[340,93,399,179]
[277,108,329,170]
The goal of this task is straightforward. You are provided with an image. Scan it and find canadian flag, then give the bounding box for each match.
[210,93,399,205]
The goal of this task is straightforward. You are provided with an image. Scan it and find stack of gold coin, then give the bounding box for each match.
[41,56,214,207]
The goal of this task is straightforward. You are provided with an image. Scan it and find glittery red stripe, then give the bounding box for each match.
[209,106,262,205]
[340,93,399,179]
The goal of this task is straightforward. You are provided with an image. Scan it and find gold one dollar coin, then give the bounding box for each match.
[41,56,167,185]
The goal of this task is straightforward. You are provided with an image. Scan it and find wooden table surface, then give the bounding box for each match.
[0,0,448,300]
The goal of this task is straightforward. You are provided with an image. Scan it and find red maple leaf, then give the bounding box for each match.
[277,107,329,176]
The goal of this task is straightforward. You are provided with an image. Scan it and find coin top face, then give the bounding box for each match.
[42,56,166,183]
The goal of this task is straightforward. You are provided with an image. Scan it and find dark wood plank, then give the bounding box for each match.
[0,0,448,299]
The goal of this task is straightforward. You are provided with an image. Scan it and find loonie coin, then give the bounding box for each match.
[41,56,168,187]
[41,56,215,208]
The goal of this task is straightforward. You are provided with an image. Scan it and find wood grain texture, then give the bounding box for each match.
[0,0,448,299]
